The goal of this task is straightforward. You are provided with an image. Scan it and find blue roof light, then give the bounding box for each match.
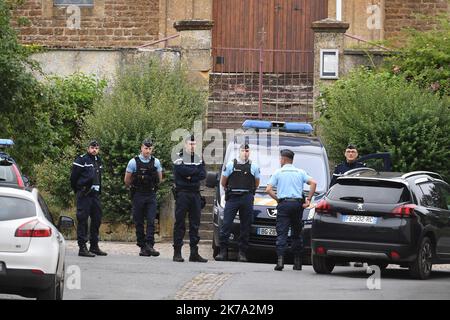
[242,120,272,130]
[242,120,313,134]
[0,139,14,148]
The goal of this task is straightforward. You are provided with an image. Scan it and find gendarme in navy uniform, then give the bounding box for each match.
[215,143,260,263]
[124,139,162,257]
[330,144,366,187]
[266,149,317,271]
[70,140,107,257]
[172,135,207,263]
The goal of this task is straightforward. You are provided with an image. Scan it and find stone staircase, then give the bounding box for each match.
[207,72,314,130]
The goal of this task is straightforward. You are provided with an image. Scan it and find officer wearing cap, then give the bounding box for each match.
[330,144,366,187]
[215,143,260,262]
[266,149,317,271]
[124,139,163,257]
[70,140,107,257]
[172,134,207,263]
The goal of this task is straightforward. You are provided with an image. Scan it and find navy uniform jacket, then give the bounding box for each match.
[330,160,365,187]
[70,153,102,193]
[173,151,206,192]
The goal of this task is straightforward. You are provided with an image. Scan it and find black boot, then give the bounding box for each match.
[293,255,302,270]
[173,246,184,262]
[145,244,160,257]
[79,245,95,257]
[189,246,208,263]
[89,244,107,256]
[139,246,151,257]
[274,255,284,271]
[238,250,248,262]
[214,247,228,261]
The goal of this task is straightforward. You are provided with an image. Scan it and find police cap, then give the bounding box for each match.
[240,143,250,150]
[142,139,153,147]
[280,149,294,160]
[88,140,99,147]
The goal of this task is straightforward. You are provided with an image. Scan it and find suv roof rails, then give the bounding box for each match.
[401,171,443,181]
[343,167,377,176]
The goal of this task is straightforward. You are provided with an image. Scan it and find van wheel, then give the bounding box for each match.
[409,237,433,280]
[312,253,335,274]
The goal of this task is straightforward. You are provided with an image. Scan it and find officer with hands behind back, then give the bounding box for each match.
[124,139,162,257]
[172,135,208,263]
[70,140,107,257]
[215,143,260,262]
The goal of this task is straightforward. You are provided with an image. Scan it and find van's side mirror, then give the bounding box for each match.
[57,216,75,230]
[206,171,219,188]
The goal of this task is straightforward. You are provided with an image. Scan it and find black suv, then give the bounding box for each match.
[311,169,450,279]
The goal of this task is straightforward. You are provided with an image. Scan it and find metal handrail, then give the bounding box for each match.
[137,34,180,49]
[344,33,391,52]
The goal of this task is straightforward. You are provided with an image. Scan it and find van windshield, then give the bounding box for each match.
[222,144,328,194]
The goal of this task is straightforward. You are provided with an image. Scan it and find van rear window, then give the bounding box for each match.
[0,196,36,221]
[328,180,411,204]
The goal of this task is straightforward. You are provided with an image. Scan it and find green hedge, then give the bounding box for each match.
[317,69,450,180]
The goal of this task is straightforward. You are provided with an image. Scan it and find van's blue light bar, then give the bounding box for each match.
[0,139,14,148]
[242,120,313,134]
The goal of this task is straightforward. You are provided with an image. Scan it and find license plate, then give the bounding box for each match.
[257,227,277,236]
[256,227,292,236]
[342,215,377,224]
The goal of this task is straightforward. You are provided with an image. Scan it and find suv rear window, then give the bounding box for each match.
[0,196,36,221]
[0,165,17,183]
[328,179,411,204]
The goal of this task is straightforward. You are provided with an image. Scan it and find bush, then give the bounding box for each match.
[82,57,206,221]
[384,17,450,97]
[317,69,450,180]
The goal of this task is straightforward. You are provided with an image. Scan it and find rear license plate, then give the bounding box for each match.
[256,227,292,236]
[0,262,5,275]
[342,215,377,224]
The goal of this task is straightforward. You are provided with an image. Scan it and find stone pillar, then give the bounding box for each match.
[173,20,214,90]
[311,18,349,120]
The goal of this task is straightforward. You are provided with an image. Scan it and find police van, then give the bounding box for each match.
[0,139,27,188]
[206,120,391,263]
[205,120,330,263]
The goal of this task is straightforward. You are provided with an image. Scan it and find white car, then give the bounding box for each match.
[0,187,74,300]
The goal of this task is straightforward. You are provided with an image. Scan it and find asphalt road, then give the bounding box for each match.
[2,242,450,300]
[65,244,450,300]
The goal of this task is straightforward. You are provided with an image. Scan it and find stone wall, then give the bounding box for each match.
[343,49,388,75]
[31,48,180,85]
[11,0,159,48]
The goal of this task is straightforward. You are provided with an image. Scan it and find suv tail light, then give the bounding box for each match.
[11,164,24,188]
[391,204,417,218]
[15,219,52,237]
[315,199,332,214]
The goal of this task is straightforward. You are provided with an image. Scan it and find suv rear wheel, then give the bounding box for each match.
[312,253,335,274]
[409,237,433,280]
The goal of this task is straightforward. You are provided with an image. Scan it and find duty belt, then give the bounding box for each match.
[278,198,303,203]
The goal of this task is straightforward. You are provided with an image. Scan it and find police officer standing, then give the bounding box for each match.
[266,149,317,271]
[124,139,162,257]
[330,144,365,187]
[172,135,207,263]
[70,140,107,257]
[215,143,260,262]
